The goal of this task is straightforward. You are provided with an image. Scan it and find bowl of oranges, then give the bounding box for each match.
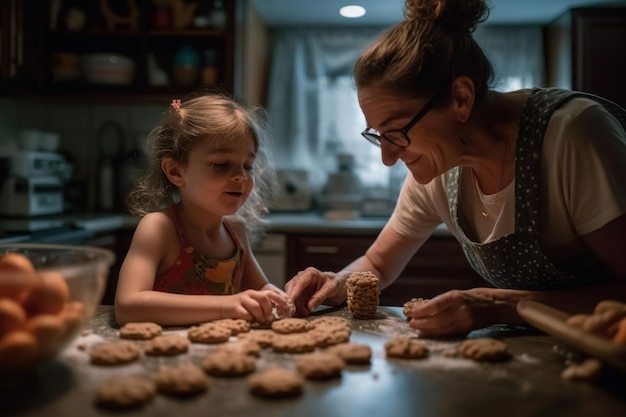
[0,243,114,373]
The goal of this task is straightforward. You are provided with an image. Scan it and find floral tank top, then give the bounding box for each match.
[153,206,245,295]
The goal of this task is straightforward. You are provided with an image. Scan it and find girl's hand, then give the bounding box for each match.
[260,289,295,319]
[407,288,505,337]
[221,290,276,324]
[284,267,346,317]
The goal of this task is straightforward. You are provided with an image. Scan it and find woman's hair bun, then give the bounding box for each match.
[404,0,490,34]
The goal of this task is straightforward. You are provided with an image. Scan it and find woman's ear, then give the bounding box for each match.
[450,76,475,123]
[162,158,184,186]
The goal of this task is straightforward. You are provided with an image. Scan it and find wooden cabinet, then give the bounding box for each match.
[1,0,236,100]
[286,234,487,306]
[545,6,626,108]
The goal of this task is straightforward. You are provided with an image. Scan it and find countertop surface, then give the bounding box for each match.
[0,211,452,242]
[1,306,624,417]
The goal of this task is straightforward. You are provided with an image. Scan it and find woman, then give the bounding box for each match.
[285,0,626,337]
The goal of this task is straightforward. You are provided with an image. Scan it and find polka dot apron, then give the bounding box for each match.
[446,88,626,290]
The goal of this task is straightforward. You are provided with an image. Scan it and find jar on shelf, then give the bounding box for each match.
[172,46,199,86]
[210,0,227,29]
[201,50,219,85]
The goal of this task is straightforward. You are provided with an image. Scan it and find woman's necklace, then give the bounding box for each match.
[473,137,510,220]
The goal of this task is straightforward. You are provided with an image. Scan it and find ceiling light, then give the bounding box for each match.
[339,5,366,19]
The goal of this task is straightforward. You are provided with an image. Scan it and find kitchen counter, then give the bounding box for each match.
[1,306,624,417]
[0,211,451,240]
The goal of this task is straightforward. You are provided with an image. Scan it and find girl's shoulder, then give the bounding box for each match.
[134,211,176,240]
[224,215,250,243]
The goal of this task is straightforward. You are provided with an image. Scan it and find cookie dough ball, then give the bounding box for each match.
[326,342,372,364]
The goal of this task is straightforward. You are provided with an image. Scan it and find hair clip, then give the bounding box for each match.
[171,99,181,112]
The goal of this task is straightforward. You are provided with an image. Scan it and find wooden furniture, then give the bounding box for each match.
[0,0,236,100]
[545,6,626,108]
[286,233,488,306]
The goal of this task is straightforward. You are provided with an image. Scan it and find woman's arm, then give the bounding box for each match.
[409,214,626,337]
[285,224,429,315]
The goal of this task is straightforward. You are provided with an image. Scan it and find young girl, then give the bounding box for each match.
[114,91,293,326]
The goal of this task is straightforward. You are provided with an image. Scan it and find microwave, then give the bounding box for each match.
[0,176,64,216]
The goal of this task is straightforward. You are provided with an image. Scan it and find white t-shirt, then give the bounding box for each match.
[387,96,626,263]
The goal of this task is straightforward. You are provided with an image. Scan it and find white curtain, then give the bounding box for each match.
[265,25,544,195]
[266,27,386,191]
[475,25,544,91]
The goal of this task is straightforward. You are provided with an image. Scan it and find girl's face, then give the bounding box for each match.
[358,86,461,185]
[175,134,257,216]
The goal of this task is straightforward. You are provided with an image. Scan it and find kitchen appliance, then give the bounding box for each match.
[273,169,311,212]
[0,151,71,217]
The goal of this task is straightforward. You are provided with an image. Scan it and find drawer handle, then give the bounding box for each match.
[305,246,339,254]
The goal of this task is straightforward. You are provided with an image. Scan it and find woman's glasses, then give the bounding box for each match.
[361,93,440,148]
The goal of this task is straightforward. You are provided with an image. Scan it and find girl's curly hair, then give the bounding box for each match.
[126,89,277,245]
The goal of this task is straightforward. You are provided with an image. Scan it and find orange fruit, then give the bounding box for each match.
[0,252,36,274]
[0,298,27,336]
[22,271,70,316]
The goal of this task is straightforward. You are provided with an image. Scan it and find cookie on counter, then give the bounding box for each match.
[119,322,162,340]
[326,342,372,365]
[458,338,511,362]
[94,375,156,409]
[247,367,304,398]
[384,335,429,359]
[90,341,141,366]
[202,351,256,377]
[295,352,345,380]
[271,318,314,334]
[188,322,231,344]
[271,333,317,354]
[154,363,210,397]
[144,335,189,356]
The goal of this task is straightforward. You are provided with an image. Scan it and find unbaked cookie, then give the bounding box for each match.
[458,338,511,362]
[237,329,275,348]
[90,341,141,366]
[201,351,256,377]
[247,367,304,398]
[308,326,351,348]
[346,271,379,319]
[271,333,317,354]
[271,318,314,334]
[326,342,372,364]
[216,340,262,357]
[154,363,210,397]
[119,322,163,340]
[384,335,429,359]
[402,297,429,319]
[144,335,189,356]
[188,323,232,344]
[94,375,155,409]
[309,316,351,329]
[295,352,346,380]
[211,318,251,335]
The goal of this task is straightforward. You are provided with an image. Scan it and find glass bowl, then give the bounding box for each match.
[0,243,115,373]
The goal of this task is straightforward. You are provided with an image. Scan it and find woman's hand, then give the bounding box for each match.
[408,288,510,337]
[284,267,346,317]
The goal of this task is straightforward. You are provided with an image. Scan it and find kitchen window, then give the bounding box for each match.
[265,25,544,203]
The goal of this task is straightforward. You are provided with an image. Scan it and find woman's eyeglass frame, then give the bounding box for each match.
[361,93,441,148]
